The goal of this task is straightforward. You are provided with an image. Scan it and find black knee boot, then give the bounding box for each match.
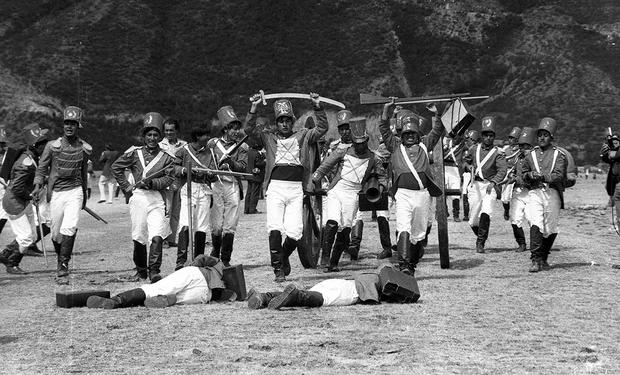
[220,233,234,267]
[132,240,148,280]
[194,231,207,259]
[321,220,338,267]
[267,284,324,309]
[503,203,510,221]
[58,232,77,277]
[0,218,6,235]
[452,199,461,221]
[529,225,544,273]
[512,224,527,252]
[347,220,363,260]
[175,228,189,271]
[377,217,392,259]
[87,288,146,309]
[326,227,349,272]
[476,214,490,253]
[397,232,413,274]
[541,233,557,270]
[281,237,297,276]
[6,243,27,274]
[210,233,222,258]
[247,289,282,309]
[463,195,470,221]
[148,236,163,283]
[269,230,285,282]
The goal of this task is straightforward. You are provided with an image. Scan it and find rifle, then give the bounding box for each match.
[360,92,490,105]
[191,167,253,178]
[33,202,48,266]
[218,135,249,166]
[83,206,108,224]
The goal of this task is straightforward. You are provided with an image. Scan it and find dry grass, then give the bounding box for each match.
[0,177,618,374]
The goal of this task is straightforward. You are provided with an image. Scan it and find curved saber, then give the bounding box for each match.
[258,90,346,109]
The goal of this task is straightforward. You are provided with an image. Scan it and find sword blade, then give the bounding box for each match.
[261,93,346,109]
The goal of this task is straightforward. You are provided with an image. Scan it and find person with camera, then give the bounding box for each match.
[601,131,620,231]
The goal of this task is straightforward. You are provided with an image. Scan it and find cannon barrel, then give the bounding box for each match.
[363,176,382,203]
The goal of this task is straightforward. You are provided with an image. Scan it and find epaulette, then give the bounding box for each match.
[206,138,218,148]
[50,138,63,149]
[163,148,177,158]
[81,140,92,155]
[21,154,34,167]
[123,145,140,155]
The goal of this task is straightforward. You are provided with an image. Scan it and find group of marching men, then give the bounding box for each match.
[0,92,574,309]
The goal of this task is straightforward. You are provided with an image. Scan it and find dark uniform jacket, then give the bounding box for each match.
[111,146,175,193]
[602,144,620,196]
[34,137,92,202]
[3,150,37,215]
[172,143,216,185]
[464,143,507,185]
[244,108,328,191]
[206,137,248,199]
[522,145,567,207]
[312,147,388,191]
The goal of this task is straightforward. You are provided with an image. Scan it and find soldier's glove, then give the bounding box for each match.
[134,180,149,190]
[123,190,133,203]
[525,171,544,182]
[252,167,260,175]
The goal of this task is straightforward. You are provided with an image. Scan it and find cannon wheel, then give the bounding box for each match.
[298,196,321,268]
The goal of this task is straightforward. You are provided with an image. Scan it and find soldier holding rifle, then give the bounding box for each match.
[0,124,50,274]
[507,127,535,252]
[380,100,444,276]
[111,112,175,283]
[312,118,387,272]
[171,127,215,270]
[32,106,92,278]
[244,92,328,282]
[206,106,248,267]
[500,127,523,220]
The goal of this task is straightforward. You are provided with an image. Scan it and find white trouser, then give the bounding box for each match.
[8,203,36,251]
[179,183,212,233]
[309,279,359,307]
[140,266,211,305]
[0,184,8,220]
[32,198,51,226]
[50,187,83,241]
[427,196,436,227]
[501,182,514,204]
[395,188,431,243]
[129,189,171,245]
[509,187,529,228]
[461,172,471,195]
[210,180,240,235]
[444,165,460,204]
[266,180,303,240]
[98,175,116,203]
[325,185,359,228]
[525,188,561,237]
[467,180,497,226]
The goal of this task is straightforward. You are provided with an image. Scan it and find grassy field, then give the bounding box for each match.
[0,177,618,374]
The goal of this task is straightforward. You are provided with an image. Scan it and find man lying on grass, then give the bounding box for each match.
[87,255,234,309]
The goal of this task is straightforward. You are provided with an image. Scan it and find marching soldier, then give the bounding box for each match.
[0,130,9,236]
[522,118,566,272]
[33,106,92,277]
[244,93,328,282]
[328,110,353,154]
[461,129,481,221]
[206,106,248,267]
[601,132,620,229]
[500,127,522,220]
[464,116,507,253]
[443,134,466,221]
[508,127,535,252]
[0,124,50,274]
[159,118,187,248]
[380,101,444,275]
[172,127,214,270]
[312,118,387,272]
[111,112,176,283]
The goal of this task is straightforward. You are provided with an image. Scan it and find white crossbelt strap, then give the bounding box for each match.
[184,144,208,169]
[137,149,165,179]
[215,139,236,158]
[400,144,426,188]
[447,139,459,167]
[340,154,369,184]
[475,144,496,180]
[274,138,301,165]
[531,149,559,174]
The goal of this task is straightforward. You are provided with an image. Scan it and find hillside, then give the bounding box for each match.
[1,0,619,165]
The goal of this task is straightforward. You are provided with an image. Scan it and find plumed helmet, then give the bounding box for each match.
[63,106,83,128]
[467,129,482,142]
[349,117,369,143]
[23,123,50,146]
[517,127,535,146]
[273,99,295,121]
[217,106,241,129]
[142,112,165,135]
[336,110,352,128]
[509,126,522,139]
[480,116,497,135]
[537,117,557,138]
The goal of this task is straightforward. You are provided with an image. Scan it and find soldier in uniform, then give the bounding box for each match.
[159,118,187,248]
[522,118,566,272]
[0,124,49,274]
[507,127,535,252]
[244,140,266,214]
[464,116,507,253]
[33,106,92,277]
[500,127,522,220]
[312,118,387,272]
[602,132,620,229]
[328,110,353,154]
[461,129,482,221]
[111,112,176,283]
[206,106,248,267]
[97,144,119,203]
[244,93,328,282]
[380,101,444,275]
[443,134,466,221]
[172,127,214,270]
[0,128,10,236]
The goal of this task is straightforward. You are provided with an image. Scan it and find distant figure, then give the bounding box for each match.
[98,144,119,203]
[245,141,265,214]
[585,168,589,180]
